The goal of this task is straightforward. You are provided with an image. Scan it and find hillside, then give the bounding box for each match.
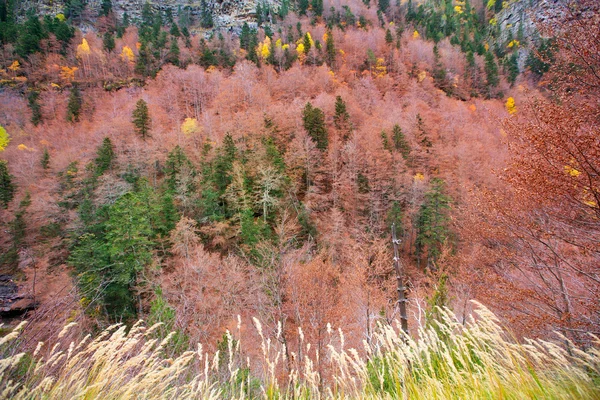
[0,0,599,398]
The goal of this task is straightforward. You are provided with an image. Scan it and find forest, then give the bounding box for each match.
[0,0,599,398]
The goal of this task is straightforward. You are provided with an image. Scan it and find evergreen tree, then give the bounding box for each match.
[200,0,214,28]
[103,31,115,52]
[94,138,115,175]
[298,0,309,16]
[302,102,328,151]
[170,23,181,37]
[28,90,42,126]
[168,37,180,66]
[378,0,389,14]
[385,28,394,45]
[325,29,336,67]
[484,51,499,96]
[333,95,351,140]
[311,0,324,17]
[506,52,519,86]
[392,124,410,159]
[416,178,451,269]
[16,13,45,57]
[100,0,112,17]
[41,147,50,170]
[132,99,151,139]
[0,159,15,208]
[66,84,82,123]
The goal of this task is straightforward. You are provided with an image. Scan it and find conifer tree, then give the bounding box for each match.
[66,84,82,123]
[41,147,50,170]
[132,99,151,139]
[484,51,499,96]
[385,28,394,45]
[392,124,410,159]
[28,90,42,126]
[325,30,336,67]
[103,31,115,52]
[416,178,451,269]
[302,102,328,151]
[0,159,15,208]
[94,137,115,175]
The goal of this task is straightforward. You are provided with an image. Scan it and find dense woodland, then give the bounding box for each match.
[0,0,599,394]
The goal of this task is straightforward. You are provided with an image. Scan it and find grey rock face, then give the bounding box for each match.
[19,0,280,29]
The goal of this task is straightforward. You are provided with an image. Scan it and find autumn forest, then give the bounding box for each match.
[0,0,599,398]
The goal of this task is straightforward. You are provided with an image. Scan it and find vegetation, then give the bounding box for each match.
[1,304,599,399]
[0,1,597,398]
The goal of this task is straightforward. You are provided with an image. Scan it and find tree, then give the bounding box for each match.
[200,0,213,28]
[333,96,351,138]
[28,90,42,126]
[302,102,328,151]
[100,0,112,17]
[325,30,336,67]
[41,147,50,170]
[484,51,499,96]
[103,31,115,52]
[483,0,600,345]
[0,125,9,152]
[95,137,115,175]
[0,160,15,208]
[66,84,82,122]
[416,178,451,269]
[132,99,151,139]
[392,124,410,160]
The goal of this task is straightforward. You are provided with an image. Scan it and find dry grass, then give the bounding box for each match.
[1,302,598,399]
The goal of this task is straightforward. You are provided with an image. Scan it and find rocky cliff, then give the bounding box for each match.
[19,0,280,29]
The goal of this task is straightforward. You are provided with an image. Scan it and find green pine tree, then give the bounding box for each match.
[66,84,82,123]
[94,137,115,175]
[302,102,328,151]
[41,147,50,170]
[0,159,16,208]
[132,99,151,139]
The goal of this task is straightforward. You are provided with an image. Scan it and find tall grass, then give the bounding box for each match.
[1,302,598,399]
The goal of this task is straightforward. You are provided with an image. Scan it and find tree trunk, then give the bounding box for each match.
[392,223,409,335]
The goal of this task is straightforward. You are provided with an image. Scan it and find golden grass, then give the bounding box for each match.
[1,302,599,399]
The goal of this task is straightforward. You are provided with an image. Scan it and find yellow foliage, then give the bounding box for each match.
[260,37,271,60]
[469,104,477,112]
[17,144,31,151]
[414,173,425,182]
[206,65,217,73]
[374,58,387,78]
[486,0,496,9]
[323,32,328,43]
[60,66,78,82]
[0,126,9,152]
[484,43,490,51]
[305,32,314,48]
[583,199,598,208]
[489,18,497,26]
[564,165,581,177]
[413,30,420,39]
[505,97,517,114]
[181,118,200,136]
[454,5,463,14]
[275,38,282,49]
[8,60,20,72]
[282,44,289,51]
[56,13,66,21]
[296,43,305,56]
[76,38,91,58]
[121,46,135,63]
[417,71,427,82]
[507,40,520,48]
[51,82,61,89]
